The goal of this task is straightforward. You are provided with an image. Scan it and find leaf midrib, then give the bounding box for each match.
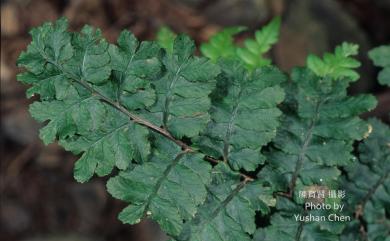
[163,65,183,127]
[117,53,136,102]
[189,180,247,238]
[289,100,322,196]
[360,171,389,209]
[50,95,96,122]
[223,93,242,162]
[142,151,188,217]
[84,122,130,149]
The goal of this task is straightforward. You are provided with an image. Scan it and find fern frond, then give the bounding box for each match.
[17,19,279,235]
[259,44,377,197]
[196,59,285,171]
[107,135,212,236]
[177,163,274,241]
[144,35,221,138]
[17,18,388,240]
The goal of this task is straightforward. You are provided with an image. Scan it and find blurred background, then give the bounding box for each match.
[1,0,389,240]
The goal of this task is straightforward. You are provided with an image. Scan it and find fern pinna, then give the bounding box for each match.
[17,17,389,241]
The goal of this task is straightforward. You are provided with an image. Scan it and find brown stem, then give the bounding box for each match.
[275,191,292,198]
[95,85,254,181]
[90,83,254,181]
[295,209,307,241]
[44,57,254,183]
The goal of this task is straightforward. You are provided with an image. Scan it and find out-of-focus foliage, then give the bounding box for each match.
[368,45,390,86]
[156,26,176,53]
[200,26,246,61]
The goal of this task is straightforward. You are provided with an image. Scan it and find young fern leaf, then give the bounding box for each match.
[307,42,361,81]
[341,118,390,241]
[144,35,220,138]
[196,59,285,171]
[107,135,212,236]
[200,26,246,61]
[200,17,281,69]
[259,44,377,196]
[237,16,281,70]
[368,45,390,86]
[176,163,275,241]
[157,26,176,53]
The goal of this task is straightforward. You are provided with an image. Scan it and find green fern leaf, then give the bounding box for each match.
[145,35,221,138]
[17,20,222,232]
[259,45,377,194]
[65,25,111,85]
[177,163,274,241]
[109,30,161,110]
[17,18,73,76]
[60,110,150,182]
[196,60,285,171]
[17,18,157,182]
[17,18,388,241]
[107,135,212,236]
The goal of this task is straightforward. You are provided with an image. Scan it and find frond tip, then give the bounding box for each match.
[307,42,361,81]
